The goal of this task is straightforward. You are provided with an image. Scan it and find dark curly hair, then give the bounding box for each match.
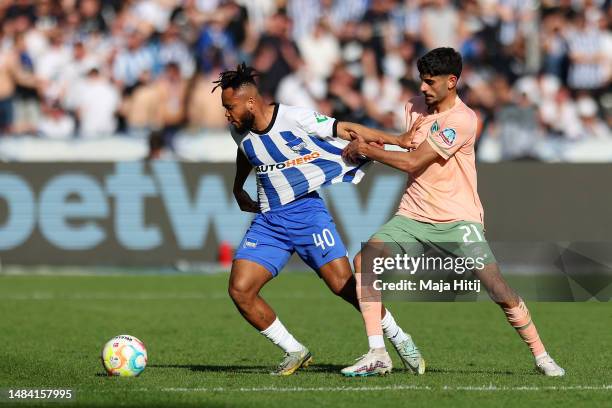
[417,47,463,79]
[212,62,259,93]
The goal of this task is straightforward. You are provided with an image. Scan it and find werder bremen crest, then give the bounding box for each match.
[430,120,440,134]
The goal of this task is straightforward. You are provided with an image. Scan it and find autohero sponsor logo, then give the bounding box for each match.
[255,151,322,173]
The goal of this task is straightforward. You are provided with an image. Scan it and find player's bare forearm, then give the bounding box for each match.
[343,138,439,175]
[360,144,415,173]
[336,122,403,146]
[233,149,259,213]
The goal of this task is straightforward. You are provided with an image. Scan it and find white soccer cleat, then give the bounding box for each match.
[535,354,565,377]
[341,349,393,377]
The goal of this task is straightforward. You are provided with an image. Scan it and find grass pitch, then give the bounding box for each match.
[0,272,610,407]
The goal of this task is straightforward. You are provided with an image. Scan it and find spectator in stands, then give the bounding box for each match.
[566,12,607,92]
[62,41,101,107]
[73,67,120,138]
[38,98,75,139]
[576,95,610,139]
[252,10,303,101]
[187,50,230,130]
[361,47,401,129]
[120,69,161,138]
[287,0,369,40]
[12,32,39,134]
[77,0,108,35]
[326,62,367,123]
[35,28,71,101]
[540,10,569,81]
[159,23,195,79]
[129,0,175,34]
[0,0,608,163]
[0,47,17,135]
[495,75,544,160]
[34,0,63,32]
[193,4,240,74]
[297,20,340,81]
[540,84,583,140]
[156,62,187,146]
[0,29,36,135]
[421,0,460,50]
[275,64,326,110]
[112,27,157,92]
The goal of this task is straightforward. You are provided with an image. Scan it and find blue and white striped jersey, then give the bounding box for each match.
[232,104,369,212]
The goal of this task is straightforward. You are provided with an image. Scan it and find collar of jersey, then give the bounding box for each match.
[251,103,280,135]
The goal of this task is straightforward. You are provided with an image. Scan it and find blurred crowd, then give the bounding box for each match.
[0,0,610,161]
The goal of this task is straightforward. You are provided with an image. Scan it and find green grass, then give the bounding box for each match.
[0,273,610,407]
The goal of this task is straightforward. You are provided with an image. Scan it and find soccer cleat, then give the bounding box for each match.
[535,354,565,377]
[341,349,393,377]
[393,337,426,375]
[271,347,312,376]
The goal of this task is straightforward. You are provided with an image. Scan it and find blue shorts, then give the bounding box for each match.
[234,192,348,277]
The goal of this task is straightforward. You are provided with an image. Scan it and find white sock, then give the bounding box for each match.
[368,335,385,349]
[260,318,304,353]
[381,309,410,347]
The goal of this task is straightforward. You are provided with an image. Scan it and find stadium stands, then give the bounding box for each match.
[0,0,609,162]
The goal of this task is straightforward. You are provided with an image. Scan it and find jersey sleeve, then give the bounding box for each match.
[426,112,476,160]
[293,107,338,140]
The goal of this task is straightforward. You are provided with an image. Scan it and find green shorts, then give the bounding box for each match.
[371,215,496,265]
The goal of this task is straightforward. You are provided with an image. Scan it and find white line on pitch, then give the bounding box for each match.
[157,385,612,393]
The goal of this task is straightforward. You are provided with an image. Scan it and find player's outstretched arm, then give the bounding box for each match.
[233,148,259,213]
[336,122,415,149]
[342,134,439,175]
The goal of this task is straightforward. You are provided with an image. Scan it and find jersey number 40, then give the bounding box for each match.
[312,229,336,250]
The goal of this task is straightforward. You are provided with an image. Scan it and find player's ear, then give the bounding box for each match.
[448,75,458,90]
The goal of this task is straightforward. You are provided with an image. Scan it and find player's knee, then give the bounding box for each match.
[330,274,353,297]
[494,293,520,309]
[228,280,256,306]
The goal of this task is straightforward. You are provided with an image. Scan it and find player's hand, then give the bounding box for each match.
[398,138,418,150]
[233,189,259,213]
[399,115,425,150]
[342,134,368,164]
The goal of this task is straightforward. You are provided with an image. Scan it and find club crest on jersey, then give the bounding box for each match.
[283,133,310,155]
[439,128,456,146]
[244,238,258,248]
[430,120,440,134]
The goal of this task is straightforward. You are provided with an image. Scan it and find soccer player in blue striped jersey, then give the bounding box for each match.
[213,63,424,376]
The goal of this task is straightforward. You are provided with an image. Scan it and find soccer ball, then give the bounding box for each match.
[101,334,147,376]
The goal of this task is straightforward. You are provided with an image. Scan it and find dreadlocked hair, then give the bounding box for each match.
[212,62,259,93]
